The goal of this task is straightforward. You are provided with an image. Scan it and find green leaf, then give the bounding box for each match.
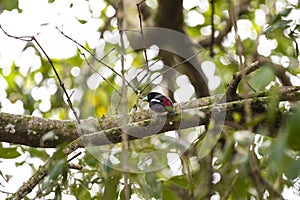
[267,87,280,126]
[103,158,113,175]
[162,189,177,200]
[265,6,293,39]
[0,147,21,159]
[48,159,67,180]
[55,186,62,200]
[284,158,300,180]
[248,66,274,91]
[1,0,19,11]
[169,175,189,188]
[71,183,92,199]
[83,151,99,167]
[77,19,88,24]
[279,7,293,17]
[27,147,49,161]
[102,176,120,200]
[285,107,300,150]
[145,172,161,199]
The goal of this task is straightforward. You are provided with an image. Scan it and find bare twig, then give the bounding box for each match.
[67,151,82,162]
[206,149,214,198]
[221,173,238,200]
[140,50,201,94]
[210,0,215,57]
[224,61,260,101]
[68,163,83,170]
[0,25,80,123]
[227,0,251,125]
[181,155,194,200]
[56,27,139,94]
[135,0,150,88]
[0,189,13,195]
[117,0,130,199]
[78,49,122,96]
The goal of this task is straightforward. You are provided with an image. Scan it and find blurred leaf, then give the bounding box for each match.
[169,175,188,188]
[1,0,19,11]
[267,87,279,126]
[162,188,177,200]
[48,159,67,181]
[265,7,293,39]
[145,172,161,199]
[83,151,99,167]
[0,147,21,159]
[265,19,293,39]
[284,158,300,180]
[103,158,113,176]
[54,186,62,200]
[269,7,292,24]
[285,107,300,150]
[71,183,92,199]
[77,19,88,24]
[27,147,49,162]
[248,67,275,91]
[102,176,120,200]
[278,7,293,17]
[42,144,68,195]
[232,175,251,198]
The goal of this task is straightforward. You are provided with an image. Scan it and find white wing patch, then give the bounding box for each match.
[150,98,161,103]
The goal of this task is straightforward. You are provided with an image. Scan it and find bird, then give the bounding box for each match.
[143,92,175,115]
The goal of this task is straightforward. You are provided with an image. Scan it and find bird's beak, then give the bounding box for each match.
[143,96,148,102]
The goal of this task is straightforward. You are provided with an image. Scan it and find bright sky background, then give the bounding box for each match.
[0,0,300,199]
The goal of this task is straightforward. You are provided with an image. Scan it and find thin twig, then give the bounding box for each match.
[78,49,122,96]
[140,50,201,94]
[0,189,13,195]
[56,27,139,94]
[0,25,80,123]
[227,0,252,125]
[117,0,130,199]
[181,155,194,200]
[210,0,215,57]
[68,163,83,170]
[224,60,260,101]
[206,149,214,198]
[135,0,150,88]
[11,139,82,200]
[221,173,239,200]
[67,151,82,162]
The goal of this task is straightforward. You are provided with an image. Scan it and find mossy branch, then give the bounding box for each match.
[1,86,300,148]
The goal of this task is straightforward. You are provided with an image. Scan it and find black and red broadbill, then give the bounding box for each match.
[143,92,175,115]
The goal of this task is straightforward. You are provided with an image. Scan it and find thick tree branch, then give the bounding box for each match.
[1,85,300,148]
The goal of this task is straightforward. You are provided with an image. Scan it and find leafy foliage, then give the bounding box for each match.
[0,0,300,199]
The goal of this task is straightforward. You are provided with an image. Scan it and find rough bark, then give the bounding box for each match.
[155,0,209,98]
[1,86,300,148]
